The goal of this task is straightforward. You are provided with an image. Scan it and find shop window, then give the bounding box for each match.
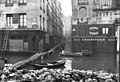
[102,28,108,34]
[5,0,13,6]
[19,13,27,28]
[19,0,27,5]
[9,40,23,51]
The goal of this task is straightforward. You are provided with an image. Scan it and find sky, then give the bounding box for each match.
[59,0,72,16]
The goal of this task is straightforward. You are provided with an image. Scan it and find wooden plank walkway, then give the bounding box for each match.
[12,41,66,69]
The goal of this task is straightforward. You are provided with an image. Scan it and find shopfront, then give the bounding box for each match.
[72,24,117,53]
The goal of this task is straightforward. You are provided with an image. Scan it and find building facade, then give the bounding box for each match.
[71,0,120,53]
[0,0,63,53]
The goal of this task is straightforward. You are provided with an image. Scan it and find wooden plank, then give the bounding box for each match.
[12,41,66,69]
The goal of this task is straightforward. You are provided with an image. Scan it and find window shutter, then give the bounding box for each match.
[13,14,19,24]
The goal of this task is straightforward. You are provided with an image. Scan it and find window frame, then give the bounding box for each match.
[43,0,45,13]
[102,28,109,35]
[19,13,27,28]
[6,14,13,27]
[18,0,27,6]
[40,0,42,10]
[5,0,13,6]
[43,17,45,30]
[40,15,42,29]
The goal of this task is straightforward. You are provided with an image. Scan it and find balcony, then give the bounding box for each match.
[93,5,119,11]
[93,8,116,11]
[78,2,89,5]
[18,3,27,6]
[5,3,13,7]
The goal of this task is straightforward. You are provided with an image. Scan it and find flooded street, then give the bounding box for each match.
[42,51,118,73]
[1,46,118,74]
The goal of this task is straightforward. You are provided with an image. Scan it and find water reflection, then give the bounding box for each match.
[116,53,119,73]
[29,50,118,73]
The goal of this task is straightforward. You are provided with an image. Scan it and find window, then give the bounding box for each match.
[79,7,87,18]
[19,14,27,28]
[103,12,105,17]
[43,17,45,30]
[47,5,49,15]
[78,0,88,5]
[5,0,13,6]
[102,28,108,34]
[40,15,42,29]
[106,12,108,16]
[6,14,13,27]
[74,13,78,18]
[19,0,27,5]
[79,7,87,22]
[40,0,42,9]
[43,0,45,12]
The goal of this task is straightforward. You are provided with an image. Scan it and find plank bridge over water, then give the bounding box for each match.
[12,41,66,69]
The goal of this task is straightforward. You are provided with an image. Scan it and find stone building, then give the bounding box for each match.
[71,0,120,53]
[0,0,63,54]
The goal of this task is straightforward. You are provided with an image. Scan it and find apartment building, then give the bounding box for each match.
[71,0,120,53]
[0,0,63,53]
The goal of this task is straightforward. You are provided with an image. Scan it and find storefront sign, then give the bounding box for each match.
[73,38,107,41]
[89,27,99,35]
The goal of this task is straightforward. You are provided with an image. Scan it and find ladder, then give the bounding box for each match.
[1,30,9,56]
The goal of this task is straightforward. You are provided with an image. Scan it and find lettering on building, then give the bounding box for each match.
[89,27,99,35]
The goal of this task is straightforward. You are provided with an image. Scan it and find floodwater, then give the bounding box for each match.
[1,48,118,73]
[41,51,118,73]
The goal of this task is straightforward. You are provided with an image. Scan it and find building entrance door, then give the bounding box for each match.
[39,39,44,52]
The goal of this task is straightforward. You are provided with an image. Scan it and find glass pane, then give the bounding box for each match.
[7,17,9,26]
[102,28,105,34]
[24,15,26,22]
[10,17,12,26]
[24,22,26,26]
[24,15,26,19]
[24,0,27,3]
[20,15,23,19]
[20,22,23,26]
[106,28,108,34]
[20,19,23,22]
[19,0,23,3]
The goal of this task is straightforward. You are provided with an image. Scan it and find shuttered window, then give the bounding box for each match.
[9,40,23,51]
[13,14,19,24]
